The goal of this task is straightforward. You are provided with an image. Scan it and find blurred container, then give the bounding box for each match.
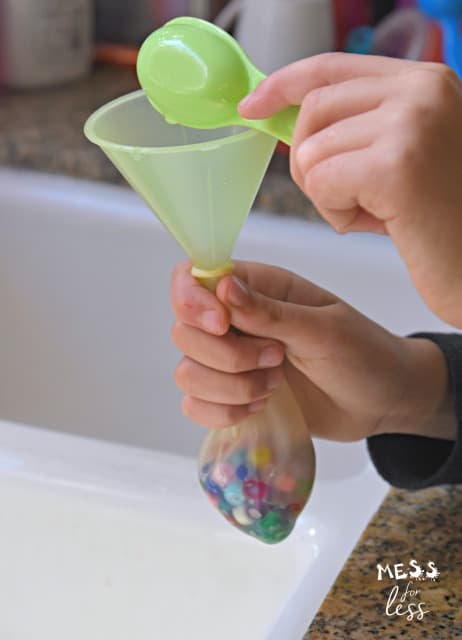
[333,0,370,49]
[370,0,396,24]
[208,0,229,20]
[95,0,157,45]
[95,1,227,46]
[346,25,375,53]
[2,0,93,89]
[187,1,228,20]
[93,1,228,68]
[216,0,335,73]
[371,7,429,58]
[189,0,212,18]
[346,6,443,62]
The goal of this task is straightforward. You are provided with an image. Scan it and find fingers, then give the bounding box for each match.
[170,260,229,334]
[181,395,268,429]
[172,260,336,336]
[230,262,337,307]
[292,110,379,192]
[238,52,414,119]
[293,76,388,140]
[302,148,385,233]
[290,76,389,185]
[171,321,285,372]
[215,274,337,355]
[325,209,388,234]
[175,357,284,405]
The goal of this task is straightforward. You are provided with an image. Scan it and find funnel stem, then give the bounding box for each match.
[191,263,235,291]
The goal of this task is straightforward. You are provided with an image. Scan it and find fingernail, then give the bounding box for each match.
[248,398,266,414]
[227,276,250,307]
[268,368,283,390]
[239,94,253,109]
[258,346,283,368]
[200,310,220,333]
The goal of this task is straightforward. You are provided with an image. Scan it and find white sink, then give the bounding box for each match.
[0,168,450,639]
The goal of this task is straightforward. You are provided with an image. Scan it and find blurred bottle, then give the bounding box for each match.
[371,7,429,58]
[186,1,228,20]
[1,0,93,89]
[95,0,157,45]
[157,1,191,25]
[209,0,229,20]
[370,0,396,24]
[216,0,335,74]
[333,0,370,49]
[95,1,227,46]
[346,6,443,62]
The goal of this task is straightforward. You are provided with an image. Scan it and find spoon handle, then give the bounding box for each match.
[261,105,299,147]
[241,105,299,147]
[245,66,299,146]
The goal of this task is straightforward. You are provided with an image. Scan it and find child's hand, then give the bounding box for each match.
[238,54,462,328]
[171,261,455,441]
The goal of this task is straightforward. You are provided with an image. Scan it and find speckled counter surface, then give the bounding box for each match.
[306,487,462,639]
[2,67,461,639]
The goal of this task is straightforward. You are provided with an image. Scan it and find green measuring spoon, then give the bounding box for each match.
[136,17,299,146]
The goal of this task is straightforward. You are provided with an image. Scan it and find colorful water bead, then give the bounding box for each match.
[275,473,296,493]
[232,505,254,526]
[235,463,249,481]
[210,461,235,487]
[223,481,245,506]
[247,505,265,520]
[217,499,233,515]
[205,475,222,496]
[251,510,294,544]
[285,502,303,517]
[200,462,212,481]
[243,478,268,502]
[247,445,272,469]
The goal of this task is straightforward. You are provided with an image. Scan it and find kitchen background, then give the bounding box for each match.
[0,0,455,220]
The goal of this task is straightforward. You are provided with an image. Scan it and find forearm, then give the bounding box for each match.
[368,333,462,490]
[384,337,457,441]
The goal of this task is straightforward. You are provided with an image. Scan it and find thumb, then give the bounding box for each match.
[216,274,322,352]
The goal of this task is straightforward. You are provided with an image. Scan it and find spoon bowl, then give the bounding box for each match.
[137,17,298,145]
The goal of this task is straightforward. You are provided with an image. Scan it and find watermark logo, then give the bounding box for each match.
[376,560,440,622]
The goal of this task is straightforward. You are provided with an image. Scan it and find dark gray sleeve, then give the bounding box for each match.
[367,333,462,489]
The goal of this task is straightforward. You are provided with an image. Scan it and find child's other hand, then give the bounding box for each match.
[171,261,455,441]
[239,54,462,328]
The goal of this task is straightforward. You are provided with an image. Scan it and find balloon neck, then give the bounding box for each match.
[191,262,235,292]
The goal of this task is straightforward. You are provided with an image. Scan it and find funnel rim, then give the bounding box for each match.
[84,90,265,155]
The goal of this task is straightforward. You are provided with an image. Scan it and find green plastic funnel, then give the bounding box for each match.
[84,90,277,273]
[137,17,299,146]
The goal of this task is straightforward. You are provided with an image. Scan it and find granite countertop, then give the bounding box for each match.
[2,66,461,639]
